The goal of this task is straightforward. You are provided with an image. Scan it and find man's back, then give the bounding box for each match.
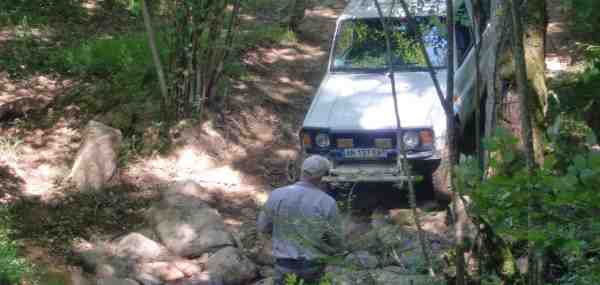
[258,181,339,260]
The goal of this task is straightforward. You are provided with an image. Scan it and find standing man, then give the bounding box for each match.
[258,155,342,284]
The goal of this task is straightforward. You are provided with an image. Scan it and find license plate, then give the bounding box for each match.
[343,148,388,159]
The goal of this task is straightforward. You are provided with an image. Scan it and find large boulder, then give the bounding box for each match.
[148,181,234,257]
[114,233,169,261]
[68,120,122,191]
[76,245,133,279]
[204,246,258,285]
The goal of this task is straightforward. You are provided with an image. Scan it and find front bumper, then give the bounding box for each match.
[323,163,420,183]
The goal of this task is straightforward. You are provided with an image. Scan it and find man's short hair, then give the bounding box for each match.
[301,155,332,179]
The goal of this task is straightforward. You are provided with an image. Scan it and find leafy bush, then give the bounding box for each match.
[54,33,159,79]
[0,0,86,25]
[455,126,600,283]
[560,0,600,35]
[0,205,32,284]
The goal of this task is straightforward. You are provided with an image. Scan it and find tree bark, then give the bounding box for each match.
[508,1,540,285]
[523,0,547,165]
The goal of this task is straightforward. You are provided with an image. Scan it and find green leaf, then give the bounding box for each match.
[574,155,587,170]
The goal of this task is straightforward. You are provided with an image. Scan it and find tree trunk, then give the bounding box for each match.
[509,1,540,285]
[288,0,307,31]
[523,0,547,165]
[499,0,547,164]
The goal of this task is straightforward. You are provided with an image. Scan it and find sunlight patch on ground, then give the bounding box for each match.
[125,146,244,188]
[1,74,73,119]
[1,117,78,199]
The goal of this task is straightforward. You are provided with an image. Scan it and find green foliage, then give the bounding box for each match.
[0,206,34,284]
[455,126,600,283]
[549,44,600,148]
[53,33,159,79]
[0,0,86,25]
[0,24,55,78]
[283,272,334,285]
[560,0,600,36]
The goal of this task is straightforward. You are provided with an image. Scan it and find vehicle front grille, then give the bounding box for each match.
[331,131,397,148]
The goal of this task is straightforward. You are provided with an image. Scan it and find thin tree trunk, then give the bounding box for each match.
[141,0,169,119]
[209,0,242,106]
[524,0,547,165]
[442,1,466,283]
[396,0,464,281]
[508,1,539,284]
[288,0,307,31]
[374,0,435,277]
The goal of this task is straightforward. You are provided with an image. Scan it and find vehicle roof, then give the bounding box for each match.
[340,0,448,20]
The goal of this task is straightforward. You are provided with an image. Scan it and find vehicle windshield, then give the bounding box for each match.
[331,17,448,72]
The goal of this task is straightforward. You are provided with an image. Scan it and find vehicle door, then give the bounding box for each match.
[452,0,477,127]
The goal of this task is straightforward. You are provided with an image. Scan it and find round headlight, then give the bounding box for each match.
[403,131,419,149]
[315,133,330,148]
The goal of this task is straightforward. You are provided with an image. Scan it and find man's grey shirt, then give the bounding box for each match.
[257,181,341,260]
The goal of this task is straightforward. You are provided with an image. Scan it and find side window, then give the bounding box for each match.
[455,3,474,66]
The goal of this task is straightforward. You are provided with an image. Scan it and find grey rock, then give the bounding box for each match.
[68,120,122,191]
[204,246,258,285]
[259,266,275,278]
[150,181,234,257]
[96,277,139,285]
[114,233,168,261]
[133,272,162,285]
[78,248,107,274]
[344,250,378,269]
[251,277,274,285]
[135,261,185,283]
[171,272,224,285]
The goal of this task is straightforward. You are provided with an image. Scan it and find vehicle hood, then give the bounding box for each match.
[303,72,448,140]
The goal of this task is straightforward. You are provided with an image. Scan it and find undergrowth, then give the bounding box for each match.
[9,185,154,258]
[0,205,34,284]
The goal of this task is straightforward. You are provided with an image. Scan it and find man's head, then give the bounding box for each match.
[300,155,332,185]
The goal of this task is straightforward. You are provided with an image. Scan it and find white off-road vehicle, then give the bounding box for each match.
[300,0,494,202]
